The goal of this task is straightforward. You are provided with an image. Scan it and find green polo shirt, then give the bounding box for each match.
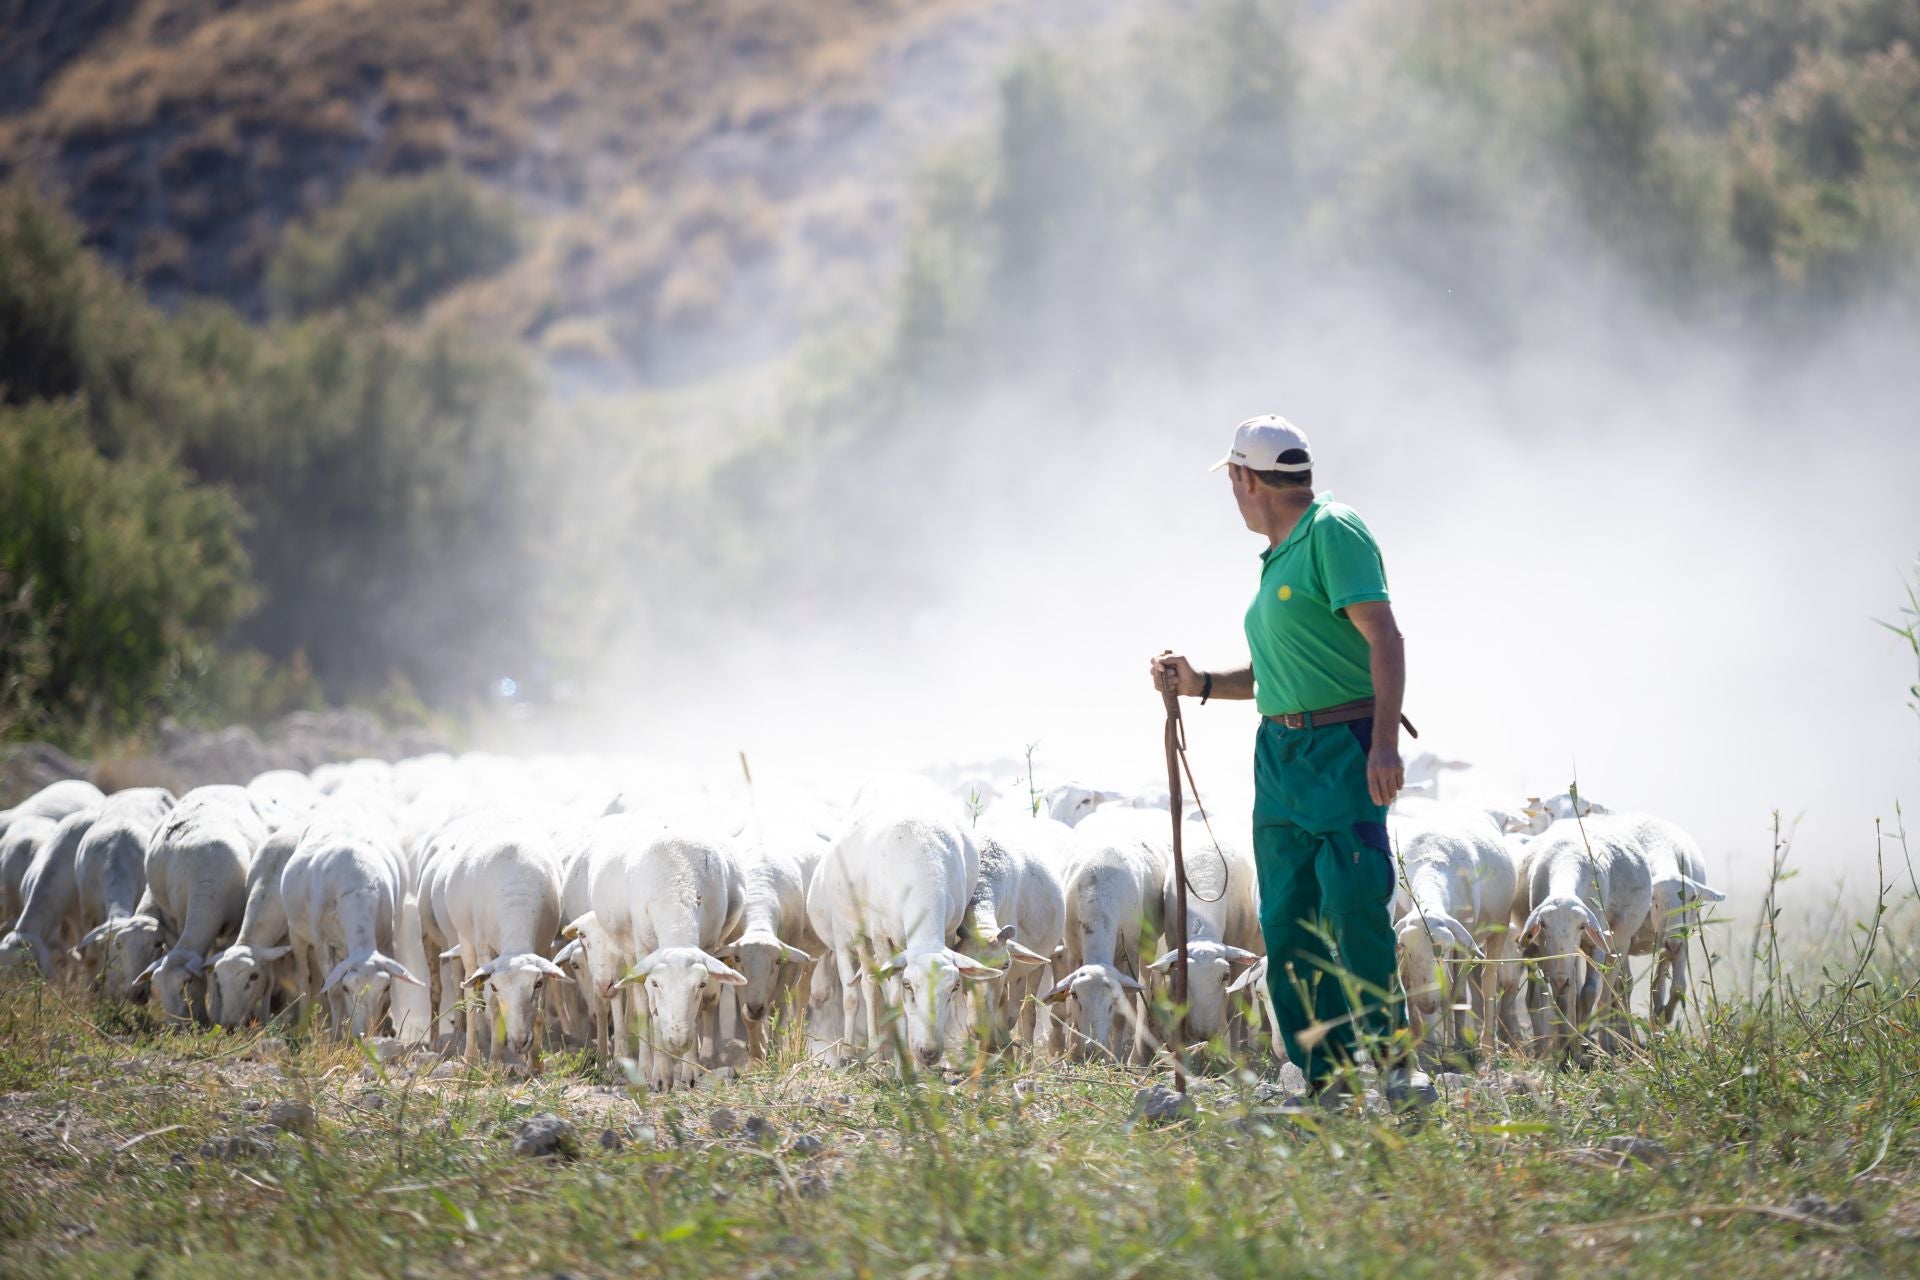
[1244,492,1390,716]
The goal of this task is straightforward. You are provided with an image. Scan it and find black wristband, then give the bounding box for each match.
[1200,672,1213,704]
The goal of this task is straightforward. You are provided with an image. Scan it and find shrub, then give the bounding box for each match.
[267,169,523,319]
[0,399,253,733]
[0,186,165,453]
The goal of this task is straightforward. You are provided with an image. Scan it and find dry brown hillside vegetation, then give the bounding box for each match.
[0,0,1088,381]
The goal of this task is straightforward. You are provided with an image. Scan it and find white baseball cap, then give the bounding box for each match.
[1209,413,1313,473]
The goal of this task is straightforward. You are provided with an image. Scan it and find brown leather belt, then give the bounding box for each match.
[1266,697,1419,738]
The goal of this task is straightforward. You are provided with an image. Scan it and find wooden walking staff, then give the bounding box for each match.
[1161,682,1191,1095]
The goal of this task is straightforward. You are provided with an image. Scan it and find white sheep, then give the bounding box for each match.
[587,813,746,1088]
[1513,817,1652,1055]
[71,788,177,1001]
[139,786,267,1022]
[1041,782,1126,827]
[1045,807,1171,1064]
[245,769,324,823]
[209,823,305,1029]
[283,800,423,1039]
[0,779,105,847]
[958,813,1068,1049]
[1,815,57,932]
[1147,826,1262,1052]
[1618,814,1724,1025]
[808,776,1000,1070]
[718,814,827,1061]
[0,808,99,978]
[1386,800,1524,1060]
[435,810,569,1068]
[1519,791,1611,835]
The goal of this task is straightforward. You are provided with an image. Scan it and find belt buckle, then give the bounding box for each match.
[1280,712,1306,729]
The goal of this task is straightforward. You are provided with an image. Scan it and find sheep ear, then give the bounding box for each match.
[255,944,292,962]
[779,942,815,965]
[1005,940,1050,968]
[1049,944,1065,962]
[378,957,426,988]
[877,953,907,978]
[702,955,748,987]
[1680,876,1726,904]
[552,938,584,966]
[183,951,205,976]
[950,950,1006,982]
[1444,920,1483,961]
[527,954,570,981]
[561,912,594,941]
[439,945,463,961]
[134,959,162,987]
[713,941,739,960]
[323,957,354,993]
[1146,949,1179,972]
[993,924,1017,945]
[78,922,116,951]
[614,954,657,989]
[463,961,495,990]
[1114,969,1144,994]
[1222,946,1260,969]
[1226,961,1266,995]
[1042,974,1075,1004]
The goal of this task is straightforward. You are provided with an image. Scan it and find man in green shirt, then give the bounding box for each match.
[1151,413,1431,1108]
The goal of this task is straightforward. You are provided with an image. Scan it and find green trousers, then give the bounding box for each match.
[1252,717,1403,1086]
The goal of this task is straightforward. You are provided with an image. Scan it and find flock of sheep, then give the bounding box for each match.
[0,752,1725,1089]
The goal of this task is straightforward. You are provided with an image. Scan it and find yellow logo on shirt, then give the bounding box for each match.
[1276,585,1292,601]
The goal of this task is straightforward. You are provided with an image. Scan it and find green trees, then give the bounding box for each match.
[0,401,252,732]
[0,174,534,742]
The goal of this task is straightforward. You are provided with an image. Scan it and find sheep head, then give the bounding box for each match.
[715,931,813,1022]
[879,947,1004,1067]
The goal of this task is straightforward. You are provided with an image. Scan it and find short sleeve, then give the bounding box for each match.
[1316,509,1390,612]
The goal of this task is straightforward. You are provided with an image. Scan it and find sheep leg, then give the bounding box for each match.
[459,948,482,1062]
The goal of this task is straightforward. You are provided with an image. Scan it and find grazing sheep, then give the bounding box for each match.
[1,816,57,931]
[809,777,999,1070]
[209,823,304,1029]
[0,808,100,978]
[1042,783,1126,827]
[719,817,827,1061]
[1519,791,1611,835]
[1513,817,1653,1056]
[1619,814,1724,1025]
[245,769,324,824]
[1147,827,1262,1051]
[589,813,746,1089]
[958,814,1069,1049]
[1386,801,1524,1060]
[0,779,105,848]
[139,787,267,1022]
[436,811,569,1068]
[71,788,177,1001]
[284,800,422,1039]
[1045,807,1171,1064]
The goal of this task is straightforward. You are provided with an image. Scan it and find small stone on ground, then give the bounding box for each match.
[510,1113,575,1159]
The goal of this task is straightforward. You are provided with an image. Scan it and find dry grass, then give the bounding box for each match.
[0,0,992,346]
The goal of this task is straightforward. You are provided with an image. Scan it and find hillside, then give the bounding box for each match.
[0,0,1142,383]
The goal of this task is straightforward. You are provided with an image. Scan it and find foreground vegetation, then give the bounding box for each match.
[2,906,1917,1277]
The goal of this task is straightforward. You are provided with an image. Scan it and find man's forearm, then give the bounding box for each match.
[1368,631,1405,745]
[1199,666,1256,700]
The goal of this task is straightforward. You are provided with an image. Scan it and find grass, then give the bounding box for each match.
[3,885,1919,1278]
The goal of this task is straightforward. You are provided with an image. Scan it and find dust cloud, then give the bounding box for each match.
[525,4,1920,906]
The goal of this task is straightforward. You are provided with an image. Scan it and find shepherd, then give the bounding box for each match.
[1150,413,1434,1110]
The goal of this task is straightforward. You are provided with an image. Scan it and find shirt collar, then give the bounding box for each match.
[1260,491,1329,564]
